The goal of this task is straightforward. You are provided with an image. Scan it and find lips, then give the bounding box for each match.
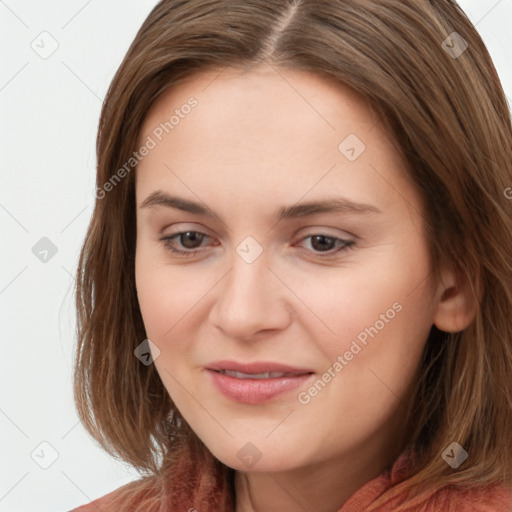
[206,360,313,375]
[216,369,299,379]
[205,360,314,404]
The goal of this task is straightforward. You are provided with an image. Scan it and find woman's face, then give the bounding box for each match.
[135,64,440,473]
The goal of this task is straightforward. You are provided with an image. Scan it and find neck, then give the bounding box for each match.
[234,437,405,512]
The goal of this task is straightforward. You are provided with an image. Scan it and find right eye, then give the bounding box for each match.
[161,230,213,257]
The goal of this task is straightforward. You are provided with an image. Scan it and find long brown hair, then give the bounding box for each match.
[74,0,512,509]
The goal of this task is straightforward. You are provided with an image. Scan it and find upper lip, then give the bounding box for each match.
[206,360,314,375]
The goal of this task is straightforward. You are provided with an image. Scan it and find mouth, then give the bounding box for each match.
[212,369,311,379]
[205,361,315,404]
[206,359,313,375]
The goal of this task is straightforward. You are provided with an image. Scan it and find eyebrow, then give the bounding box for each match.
[139,190,382,219]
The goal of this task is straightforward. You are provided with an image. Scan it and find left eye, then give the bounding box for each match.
[298,234,354,254]
[160,231,354,257]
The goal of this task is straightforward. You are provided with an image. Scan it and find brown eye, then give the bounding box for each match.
[161,231,211,257]
[178,231,206,249]
[310,235,337,252]
[297,234,355,256]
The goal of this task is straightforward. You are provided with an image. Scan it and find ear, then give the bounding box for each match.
[432,264,480,333]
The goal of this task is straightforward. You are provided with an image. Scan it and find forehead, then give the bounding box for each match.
[139,64,379,145]
[134,64,419,221]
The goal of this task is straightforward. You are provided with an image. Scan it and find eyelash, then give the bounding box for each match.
[160,231,355,258]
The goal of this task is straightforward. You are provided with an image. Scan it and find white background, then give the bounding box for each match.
[1,1,511,511]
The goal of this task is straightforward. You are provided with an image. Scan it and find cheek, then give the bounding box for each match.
[135,250,204,341]
[293,275,432,447]
[135,258,171,339]
[297,264,416,354]
[297,248,433,394]
[135,254,204,402]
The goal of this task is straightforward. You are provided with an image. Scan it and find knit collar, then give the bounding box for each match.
[160,443,512,512]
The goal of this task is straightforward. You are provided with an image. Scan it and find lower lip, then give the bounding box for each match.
[207,369,314,404]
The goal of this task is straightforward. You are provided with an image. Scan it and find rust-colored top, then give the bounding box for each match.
[71,447,512,512]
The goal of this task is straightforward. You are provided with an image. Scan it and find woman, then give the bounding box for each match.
[71,0,512,510]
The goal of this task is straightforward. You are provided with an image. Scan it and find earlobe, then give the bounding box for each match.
[432,266,480,334]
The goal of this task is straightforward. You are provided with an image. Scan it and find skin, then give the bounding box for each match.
[134,63,476,512]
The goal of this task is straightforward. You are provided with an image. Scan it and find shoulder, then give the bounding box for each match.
[388,450,512,512]
[69,486,119,511]
[69,477,163,512]
[425,483,512,512]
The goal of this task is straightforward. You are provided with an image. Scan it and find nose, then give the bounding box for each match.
[208,245,292,341]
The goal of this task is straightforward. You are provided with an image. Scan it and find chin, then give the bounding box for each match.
[202,437,305,473]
